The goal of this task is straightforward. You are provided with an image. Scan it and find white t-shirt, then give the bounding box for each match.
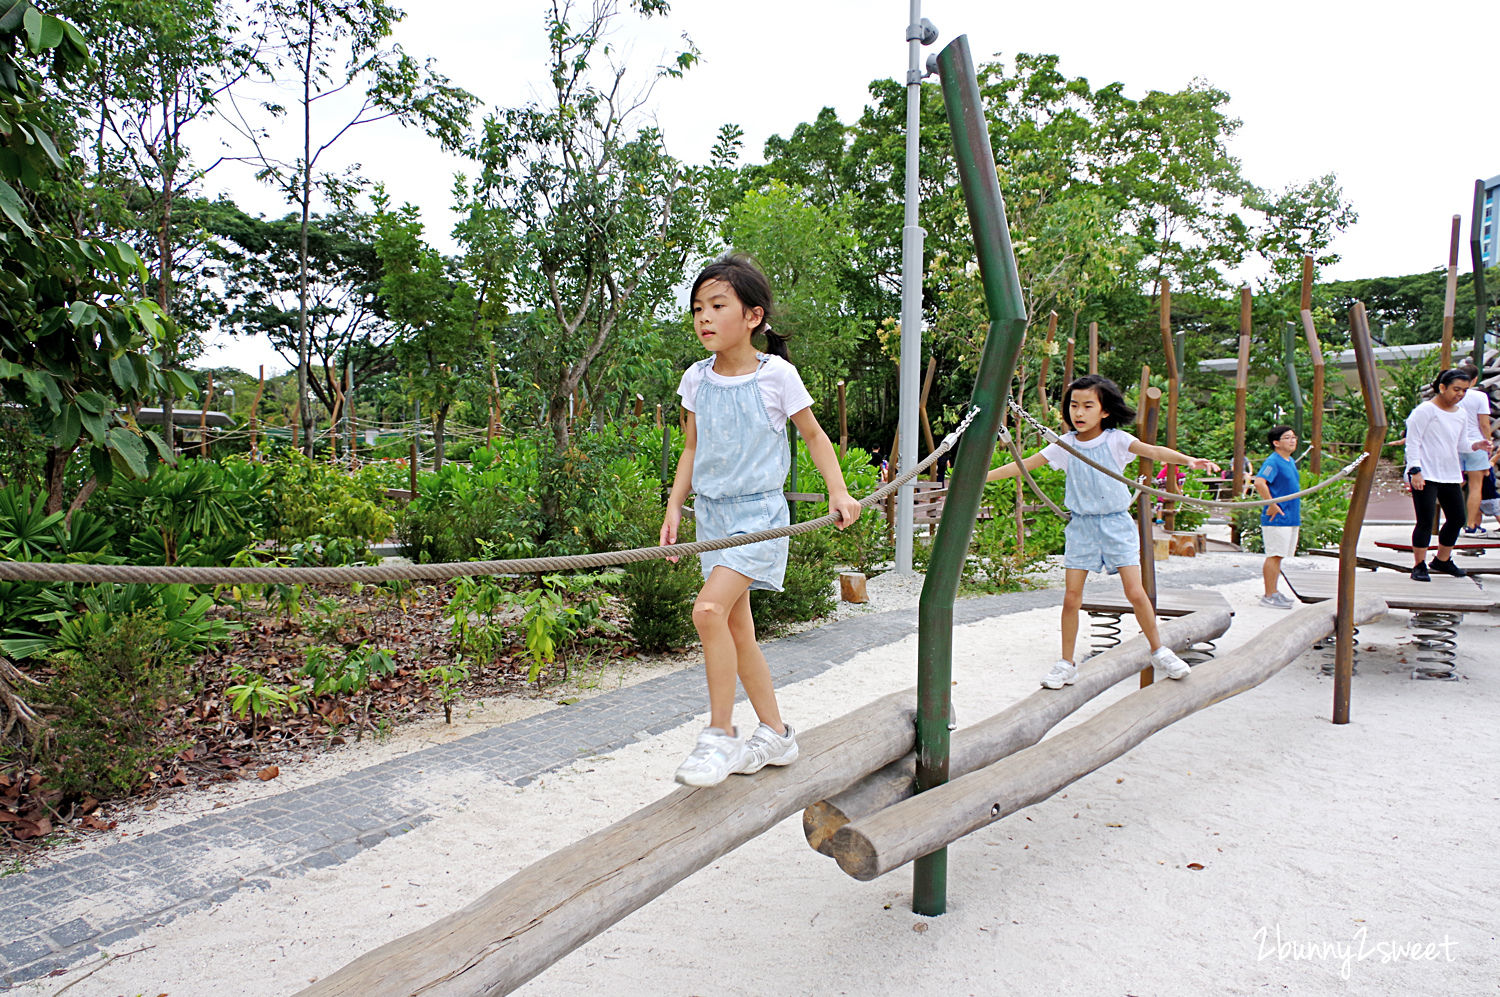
[1040,427,1137,473]
[1459,385,1491,421]
[677,354,814,425]
[1405,401,1480,483]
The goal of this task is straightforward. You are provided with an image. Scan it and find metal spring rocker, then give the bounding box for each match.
[1409,610,1460,680]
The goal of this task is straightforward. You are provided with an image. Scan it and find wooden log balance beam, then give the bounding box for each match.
[803,608,1232,853]
[823,596,1387,882]
[299,691,919,997]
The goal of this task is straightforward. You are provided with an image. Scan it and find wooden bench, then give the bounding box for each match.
[906,480,993,527]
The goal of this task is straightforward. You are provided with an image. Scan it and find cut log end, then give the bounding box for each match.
[802,800,850,853]
[828,825,881,881]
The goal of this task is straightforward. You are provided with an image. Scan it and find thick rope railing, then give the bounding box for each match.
[0,408,982,586]
[996,412,1070,520]
[1006,399,1369,512]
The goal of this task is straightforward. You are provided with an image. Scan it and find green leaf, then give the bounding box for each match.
[0,2,28,33]
[89,445,115,487]
[0,177,35,239]
[21,4,39,48]
[106,426,149,478]
[36,12,61,49]
[109,351,138,392]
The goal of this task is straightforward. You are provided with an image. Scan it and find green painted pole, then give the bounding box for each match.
[1472,180,1489,368]
[912,35,1028,917]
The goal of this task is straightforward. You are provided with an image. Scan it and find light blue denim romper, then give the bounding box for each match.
[692,354,791,591]
[1061,430,1140,574]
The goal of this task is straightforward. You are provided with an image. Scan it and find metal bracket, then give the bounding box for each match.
[906,18,938,45]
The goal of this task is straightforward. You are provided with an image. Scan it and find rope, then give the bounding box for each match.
[996,415,1071,521]
[0,408,982,586]
[1006,399,1369,512]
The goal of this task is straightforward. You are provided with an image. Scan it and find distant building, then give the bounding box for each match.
[1484,174,1500,268]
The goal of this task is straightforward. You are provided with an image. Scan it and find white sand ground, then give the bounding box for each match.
[14,531,1500,996]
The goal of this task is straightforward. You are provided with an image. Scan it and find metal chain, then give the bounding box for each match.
[1006,398,1369,512]
[0,409,984,586]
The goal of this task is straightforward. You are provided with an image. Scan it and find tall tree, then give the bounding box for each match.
[0,3,187,514]
[466,0,701,462]
[54,0,258,449]
[232,0,475,453]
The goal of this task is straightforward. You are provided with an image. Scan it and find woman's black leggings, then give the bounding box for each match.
[1410,480,1464,550]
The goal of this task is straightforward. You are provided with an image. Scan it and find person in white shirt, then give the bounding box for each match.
[1404,368,1488,581]
[1455,362,1494,536]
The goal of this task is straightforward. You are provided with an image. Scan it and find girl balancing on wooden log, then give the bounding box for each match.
[986,374,1220,690]
[660,255,862,787]
[1403,367,1489,581]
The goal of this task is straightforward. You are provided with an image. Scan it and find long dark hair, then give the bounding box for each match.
[690,254,789,360]
[1432,367,1474,392]
[1060,374,1135,430]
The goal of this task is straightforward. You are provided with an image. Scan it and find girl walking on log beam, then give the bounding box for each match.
[661,255,862,787]
[986,375,1220,690]
[1404,368,1489,581]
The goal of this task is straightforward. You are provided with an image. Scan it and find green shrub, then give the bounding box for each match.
[40,609,191,799]
[262,450,393,553]
[619,558,701,653]
[752,529,837,633]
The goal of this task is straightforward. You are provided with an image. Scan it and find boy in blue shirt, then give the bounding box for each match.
[1253,425,1301,609]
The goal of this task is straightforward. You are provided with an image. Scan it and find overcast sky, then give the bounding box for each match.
[198,0,1498,373]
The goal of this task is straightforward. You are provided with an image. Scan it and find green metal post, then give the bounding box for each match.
[1472,180,1489,369]
[912,35,1028,917]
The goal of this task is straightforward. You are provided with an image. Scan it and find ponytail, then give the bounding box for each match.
[759,323,790,361]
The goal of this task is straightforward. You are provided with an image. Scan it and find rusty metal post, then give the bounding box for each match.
[1300,257,1325,475]
[1137,386,1162,688]
[1334,303,1388,724]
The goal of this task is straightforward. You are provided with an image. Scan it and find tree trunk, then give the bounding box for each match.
[296,10,316,457]
[41,445,76,516]
[433,403,449,469]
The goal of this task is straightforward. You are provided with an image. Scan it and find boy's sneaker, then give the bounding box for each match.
[1430,557,1467,578]
[1152,646,1191,680]
[734,722,799,774]
[674,727,746,787]
[1410,561,1430,582]
[1041,658,1078,690]
[1259,593,1293,610]
[1461,525,1486,538]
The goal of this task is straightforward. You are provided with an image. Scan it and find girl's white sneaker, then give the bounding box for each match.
[674,727,746,787]
[734,722,799,774]
[1041,659,1078,689]
[1152,646,1191,680]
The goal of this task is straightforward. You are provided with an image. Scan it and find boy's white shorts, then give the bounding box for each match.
[1262,525,1300,559]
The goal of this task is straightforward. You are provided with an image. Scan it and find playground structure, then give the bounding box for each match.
[285,33,1401,996]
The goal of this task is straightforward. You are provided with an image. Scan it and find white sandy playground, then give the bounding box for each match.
[12,537,1500,996]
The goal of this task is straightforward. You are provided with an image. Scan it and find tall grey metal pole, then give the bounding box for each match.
[896,5,937,573]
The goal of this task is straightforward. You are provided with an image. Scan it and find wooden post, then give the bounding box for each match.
[1037,311,1057,417]
[291,398,300,450]
[1300,256,1325,475]
[837,380,847,459]
[1063,336,1075,390]
[1231,286,1252,501]
[198,373,213,457]
[249,365,265,461]
[918,357,937,462]
[1334,303,1389,725]
[1159,280,1180,532]
[1136,385,1161,688]
[634,393,644,419]
[1441,215,1461,369]
[1011,404,1025,560]
[408,437,418,498]
[1471,179,1489,369]
[1088,321,1099,375]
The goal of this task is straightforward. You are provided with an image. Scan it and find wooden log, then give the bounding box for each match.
[824,597,1388,882]
[839,571,868,604]
[1300,256,1325,476]
[299,691,919,997]
[1441,214,1460,369]
[803,610,1232,853]
[1231,285,1253,501]
[1088,321,1098,374]
[1063,335,1075,388]
[837,380,847,459]
[1169,533,1197,557]
[1038,311,1057,416]
[1159,280,1180,531]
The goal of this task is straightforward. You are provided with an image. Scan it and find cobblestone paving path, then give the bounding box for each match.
[0,565,1253,988]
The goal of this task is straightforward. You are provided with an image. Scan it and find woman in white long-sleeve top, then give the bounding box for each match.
[1404,368,1490,581]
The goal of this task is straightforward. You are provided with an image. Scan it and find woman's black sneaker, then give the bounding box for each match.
[1411,562,1430,582]
[1430,557,1466,578]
